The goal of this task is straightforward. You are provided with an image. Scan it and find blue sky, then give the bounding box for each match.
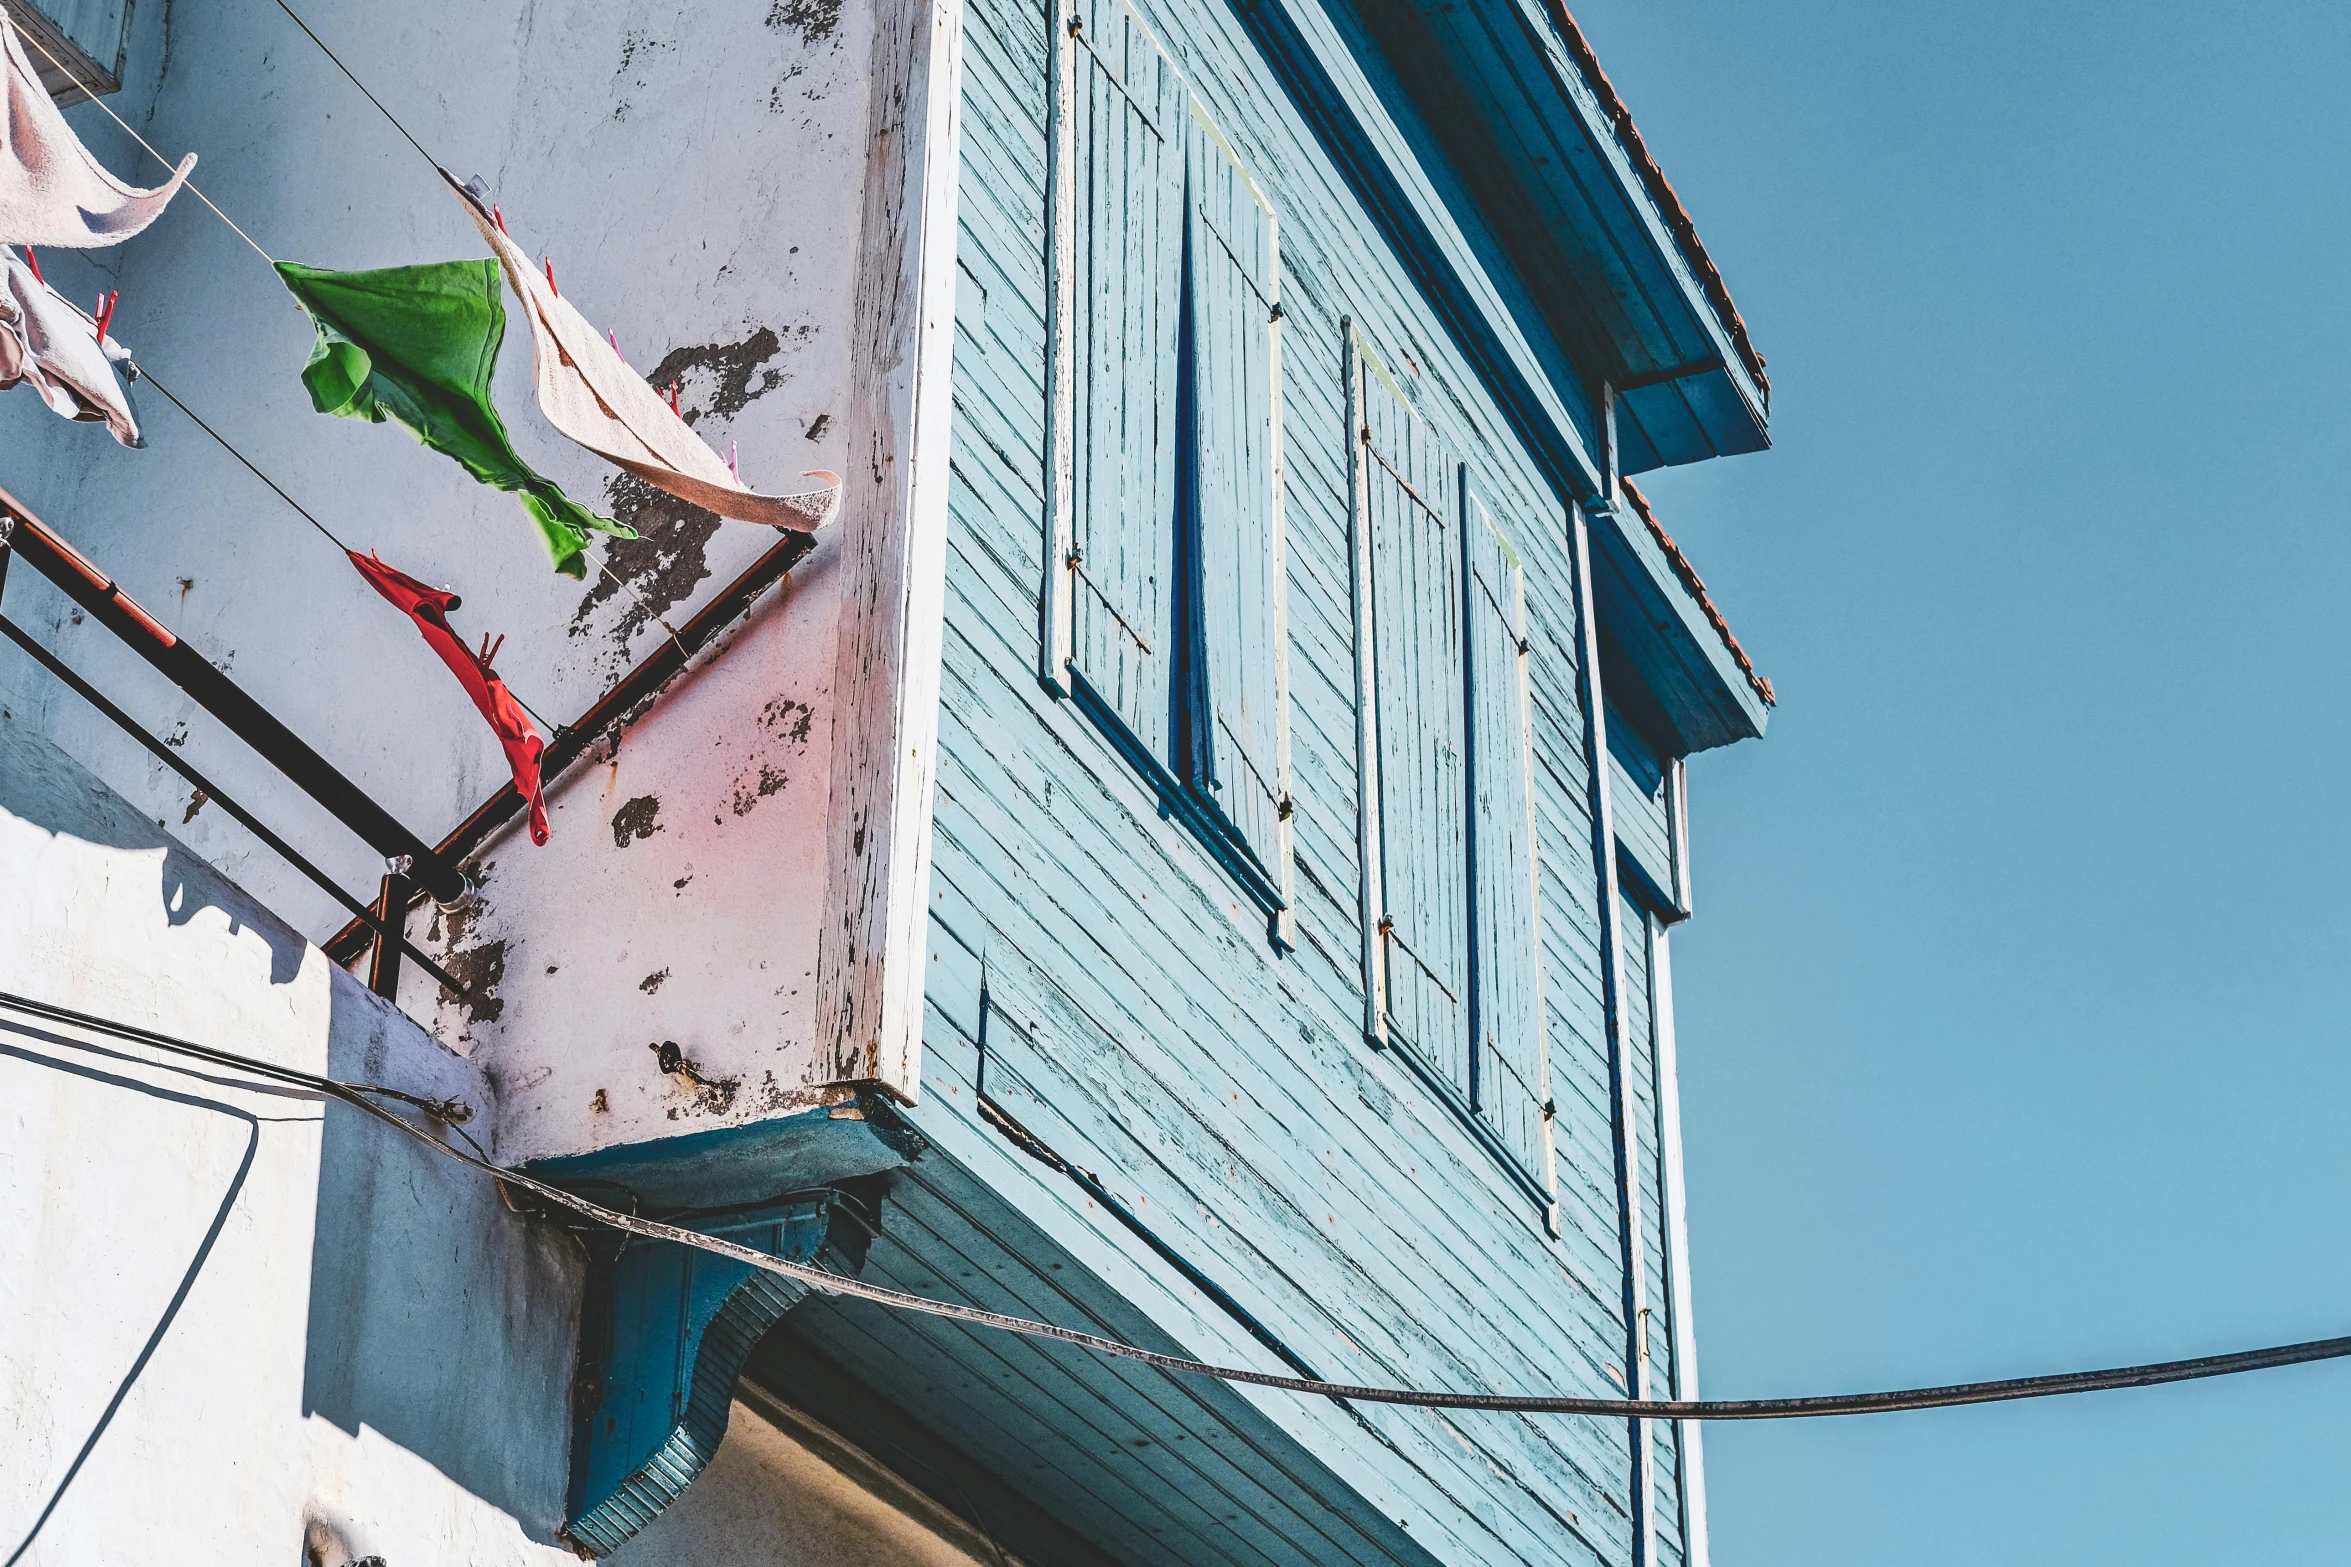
[1578,1,2351,1560]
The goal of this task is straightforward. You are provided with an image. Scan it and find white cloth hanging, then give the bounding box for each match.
[0,251,139,445]
[0,11,194,248]
[446,173,837,533]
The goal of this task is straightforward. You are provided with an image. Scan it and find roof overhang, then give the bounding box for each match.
[1347,0,1771,472]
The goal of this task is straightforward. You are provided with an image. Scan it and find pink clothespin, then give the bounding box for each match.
[728,442,739,481]
[542,256,558,297]
[93,291,117,342]
[22,247,41,284]
[607,328,622,360]
[492,205,509,235]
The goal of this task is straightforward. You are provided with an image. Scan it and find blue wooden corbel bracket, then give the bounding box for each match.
[563,1185,879,1556]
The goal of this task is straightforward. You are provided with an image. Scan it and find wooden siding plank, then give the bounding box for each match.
[931,0,1703,1550]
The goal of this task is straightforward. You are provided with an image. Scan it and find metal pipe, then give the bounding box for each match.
[0,610,474,1002]
[322,529,815,964]
[367,870,412,1000]
[0,486,467,902]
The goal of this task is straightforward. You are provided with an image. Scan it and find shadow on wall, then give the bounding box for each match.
[0,1027,265,1567]
[0,707,310,986]
[300,979,587,1548]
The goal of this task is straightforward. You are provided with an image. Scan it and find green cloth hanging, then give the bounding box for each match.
[274,259,630,578]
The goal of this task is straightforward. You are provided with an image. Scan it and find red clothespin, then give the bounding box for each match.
[542,256,558,297]
[23,247,41,284]
[492,204,509,235]
[477,631,505,673]
[93,290,117,342]
[668,379,681,416]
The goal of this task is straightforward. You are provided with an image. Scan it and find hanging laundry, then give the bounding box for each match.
[446,173,839,533]
[0,249,140,445]
[276,259,629,578]
[0,12,194,248]
[347,550,552,846]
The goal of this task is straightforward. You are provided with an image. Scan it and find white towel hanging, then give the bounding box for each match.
[447,172,838,533]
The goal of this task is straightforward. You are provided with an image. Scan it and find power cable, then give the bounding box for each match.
[5,985,2347,1424]
[265,0,440,171]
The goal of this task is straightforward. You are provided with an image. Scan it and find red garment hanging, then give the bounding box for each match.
[349,550,550,845]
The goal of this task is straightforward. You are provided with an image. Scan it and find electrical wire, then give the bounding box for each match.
[255,3,694,662]
[266,0,440,171]
[5,984,2346,1424]
[9,19,275,267]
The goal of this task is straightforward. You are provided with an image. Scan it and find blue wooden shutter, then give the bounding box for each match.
[1185,104,1287,886]
[1065,3,1184,753]
[1358,341,1468,1089]
[1466,498,1553,1191]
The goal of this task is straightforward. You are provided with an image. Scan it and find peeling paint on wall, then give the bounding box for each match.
[611,795,663,847]
[651,1039,742,1117]
[729,765,791,817]
[768,0,844,44]
[646,328,798,423]
[429,897,509,1027]
[570,475,723,650]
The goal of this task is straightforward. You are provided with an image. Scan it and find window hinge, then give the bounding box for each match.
[1517,636,1531,656]
[1542,1098,1557,1120]
[1377,913,1395,935]
[1067,14,1084,35]
[1268,302,1284,323]
[1276,793,1294,820]
[1065,546,1083,569]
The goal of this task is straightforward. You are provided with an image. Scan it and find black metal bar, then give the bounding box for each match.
[367,871,411,1000]
[0,487,467,902]
[323,529,815,963]
[0,611,475,1003]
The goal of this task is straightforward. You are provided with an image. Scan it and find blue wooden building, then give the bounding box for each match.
[692,0,1774,1558]
[0,0,1771,1558]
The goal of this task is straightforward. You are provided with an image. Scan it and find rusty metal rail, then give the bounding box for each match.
[0,488,469,904]
[320,528,815,966]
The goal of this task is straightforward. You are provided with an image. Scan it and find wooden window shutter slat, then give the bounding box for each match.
[1066,3,1184,753]
[1185,104,1287,893]
[1357,340,1468,1088]
[1466,497,1555,1191]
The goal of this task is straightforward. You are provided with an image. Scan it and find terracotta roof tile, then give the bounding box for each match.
[1544,1,1769,402]
[1620,479,1774,708]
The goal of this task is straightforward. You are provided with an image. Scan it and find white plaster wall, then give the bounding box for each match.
[0,705,586,1563]
[0,0,937,1163]
[0,701,999,1563]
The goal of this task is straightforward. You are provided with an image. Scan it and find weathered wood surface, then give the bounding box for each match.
[817,0,967,1095]
[900,0,1711,1553]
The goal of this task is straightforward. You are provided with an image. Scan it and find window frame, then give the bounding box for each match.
[1346,321,1558,1213]
[1041,6,1294,944]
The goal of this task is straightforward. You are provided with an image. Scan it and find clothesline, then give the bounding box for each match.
[32,241,562,738]
[8,17,272,266]
[4,0,838,850]
[7,29,690,659]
